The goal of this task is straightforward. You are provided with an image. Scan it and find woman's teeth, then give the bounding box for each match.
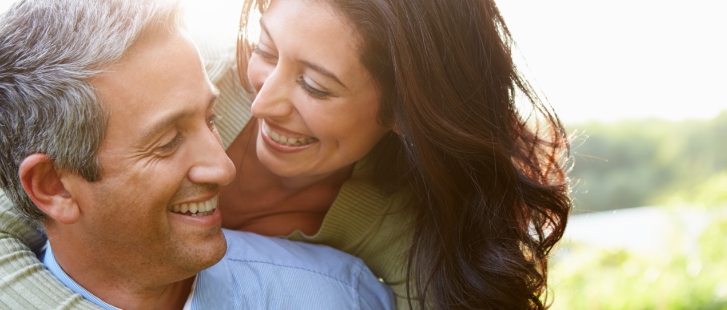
[171,196,217,217]
[263,123,317,146]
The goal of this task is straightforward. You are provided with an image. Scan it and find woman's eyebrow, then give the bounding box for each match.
[260,19,347,89]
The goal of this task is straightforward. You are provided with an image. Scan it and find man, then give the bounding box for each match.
[0,0,393,309]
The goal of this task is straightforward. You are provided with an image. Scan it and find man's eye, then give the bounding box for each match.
[159,132,182,154]
[207,114,220,130]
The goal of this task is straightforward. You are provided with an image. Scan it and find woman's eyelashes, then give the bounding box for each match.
[297,76,330,99]
[254,45,331,100]
[253,46,277,61]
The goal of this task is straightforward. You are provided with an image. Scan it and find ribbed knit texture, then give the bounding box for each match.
[0,34,415,309]
[0,192,99,309]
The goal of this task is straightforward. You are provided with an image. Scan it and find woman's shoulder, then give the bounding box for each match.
[287,169,415,305]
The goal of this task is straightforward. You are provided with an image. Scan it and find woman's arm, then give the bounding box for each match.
[0,191,100,309]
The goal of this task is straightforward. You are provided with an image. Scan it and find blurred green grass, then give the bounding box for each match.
[549,172,727,309]
[567,111,727,214]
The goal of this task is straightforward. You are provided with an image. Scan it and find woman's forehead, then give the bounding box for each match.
[261,0,369,86]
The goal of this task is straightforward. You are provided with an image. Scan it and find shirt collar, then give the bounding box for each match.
[41,241,121,310]
[41,241,204,310]
[189,255,234,309]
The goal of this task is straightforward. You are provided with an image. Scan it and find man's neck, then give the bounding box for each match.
[42,240,194,310]
[102,277,194,310]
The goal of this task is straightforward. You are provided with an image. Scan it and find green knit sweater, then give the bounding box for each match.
[0,35,415,309]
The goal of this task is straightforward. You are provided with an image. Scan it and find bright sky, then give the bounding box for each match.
[497,0,727,123]
[2,0,724,124]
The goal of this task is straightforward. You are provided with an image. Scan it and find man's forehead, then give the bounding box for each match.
[90,32,215,147]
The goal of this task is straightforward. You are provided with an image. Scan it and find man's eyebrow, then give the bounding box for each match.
[299,60,348,89]
[139,91,219,146]
[259,19,348,90]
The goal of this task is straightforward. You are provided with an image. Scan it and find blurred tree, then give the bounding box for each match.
[568,111,727,213]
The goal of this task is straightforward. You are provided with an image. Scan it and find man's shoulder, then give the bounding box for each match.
[192,229,393,309]
[221,229,366,285]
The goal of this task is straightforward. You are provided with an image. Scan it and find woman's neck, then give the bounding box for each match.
[217,120,353,236]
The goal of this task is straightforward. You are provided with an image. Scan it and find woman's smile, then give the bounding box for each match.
[260,120,319,154]
[261,120,318,147]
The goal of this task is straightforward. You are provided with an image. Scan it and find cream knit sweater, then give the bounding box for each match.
[0,36,414,309]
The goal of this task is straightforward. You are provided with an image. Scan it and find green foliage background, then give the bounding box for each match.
[568,111,727,213]
[550,173,727,309]
[548,111,727,309]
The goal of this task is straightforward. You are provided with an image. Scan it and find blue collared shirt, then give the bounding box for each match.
[41,229,394,309]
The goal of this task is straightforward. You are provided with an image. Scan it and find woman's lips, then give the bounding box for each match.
[262,121,318,146]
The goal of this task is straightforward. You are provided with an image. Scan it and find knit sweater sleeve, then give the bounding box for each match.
[285,159,419,310]
[0,190,101,309]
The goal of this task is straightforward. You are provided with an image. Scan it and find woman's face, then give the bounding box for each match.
[247,0,391,178]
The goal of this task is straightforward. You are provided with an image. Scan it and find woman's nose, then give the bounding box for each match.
[248,61,294,119]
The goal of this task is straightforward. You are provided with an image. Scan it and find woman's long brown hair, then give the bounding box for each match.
[237,0,572,308]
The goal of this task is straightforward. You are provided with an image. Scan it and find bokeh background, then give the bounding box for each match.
[499,2,727,308]
[2,0,725,308]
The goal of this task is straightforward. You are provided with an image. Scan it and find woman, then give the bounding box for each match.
[0,0,571,309]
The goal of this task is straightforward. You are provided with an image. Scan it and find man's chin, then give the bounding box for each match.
[178,231,227,273]
[167,207,227,270]
[202,232,227,268]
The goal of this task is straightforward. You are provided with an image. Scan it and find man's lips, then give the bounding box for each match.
[171,196,218,217]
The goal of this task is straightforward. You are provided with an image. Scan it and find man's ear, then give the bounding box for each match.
[19,154,80,224]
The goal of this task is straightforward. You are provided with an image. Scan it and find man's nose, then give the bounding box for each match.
[187,128,236,186]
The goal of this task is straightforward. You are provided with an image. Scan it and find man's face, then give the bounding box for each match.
[65,31,235,282]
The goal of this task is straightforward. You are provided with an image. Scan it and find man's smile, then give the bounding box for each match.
[171,196,218,217]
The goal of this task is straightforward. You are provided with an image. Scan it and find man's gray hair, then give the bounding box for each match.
[0,0,184,220]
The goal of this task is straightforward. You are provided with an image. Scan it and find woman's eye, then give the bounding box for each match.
[297,77,330,100]
[253,46,277,61]
[159,132,182,154]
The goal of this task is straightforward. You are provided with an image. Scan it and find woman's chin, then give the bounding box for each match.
[256,145,316,178]
[256,146,353,182]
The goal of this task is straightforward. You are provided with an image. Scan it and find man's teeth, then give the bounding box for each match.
[263,123,317,146]
[171,196,217,217]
